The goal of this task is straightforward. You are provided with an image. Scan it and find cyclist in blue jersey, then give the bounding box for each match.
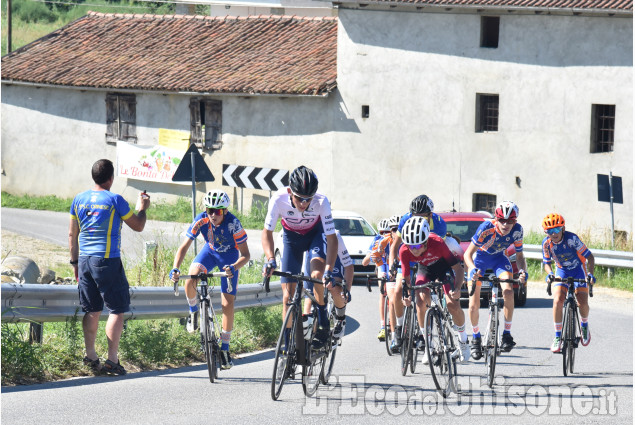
[262,165,338,350]
[69,159,150,376]
[169,190,251,369]
[387,194,446,352]
[464,201,528,358]
[541,213,595,352]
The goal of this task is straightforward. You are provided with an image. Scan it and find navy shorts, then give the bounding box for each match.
[280,223,326,284]
[191,245,240,296]
[78,256,130,314]
[474,252,513,277]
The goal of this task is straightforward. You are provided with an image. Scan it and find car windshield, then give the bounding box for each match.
[334,218,376,236]
[445,220,485,242]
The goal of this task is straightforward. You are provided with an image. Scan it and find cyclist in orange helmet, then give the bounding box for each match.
[541,213,595,353]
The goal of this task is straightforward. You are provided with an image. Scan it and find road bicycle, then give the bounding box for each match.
[175,271,226,383]
[264,270,346,400]
[400,278,422,376]
[469,274,520,388]
[422,278,459,398]
[547,276,593,376]
[366,275,394,356]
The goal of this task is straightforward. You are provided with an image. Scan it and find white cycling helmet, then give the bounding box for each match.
[495,200,519,220]
[377,219,390,232]
[387,215,401,229]
[401,216,430,245]
[203,190,230,209]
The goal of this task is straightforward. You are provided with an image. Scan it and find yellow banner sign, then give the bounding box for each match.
[158,129,190,151]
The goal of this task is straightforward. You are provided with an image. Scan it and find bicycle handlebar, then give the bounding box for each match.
[547,276,593,297]
[173,272,227,296]
[365,275,395,293]
[468,274,520,297]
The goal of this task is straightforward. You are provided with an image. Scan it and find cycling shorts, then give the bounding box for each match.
[474,252,513,281]
[191,245,240,296]
[280,223,326,284]
[78,256,130,314]
[555,267,588,291]
[413,261,455,295]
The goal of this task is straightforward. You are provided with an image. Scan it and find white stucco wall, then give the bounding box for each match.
[333,9,632,235]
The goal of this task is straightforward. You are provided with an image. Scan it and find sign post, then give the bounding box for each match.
[597,173,623,277]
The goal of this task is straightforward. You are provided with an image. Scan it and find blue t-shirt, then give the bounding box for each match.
[187,211,248,253]
[70,189,133,258]
[397,212,447,238]
[542,231,591,272]
[471,219,524,256]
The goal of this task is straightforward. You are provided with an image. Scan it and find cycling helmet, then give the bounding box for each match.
[377,219,390,232]
[387,215,401,228]
[289,165,318,197]
[409,194,434,214]
[542,213,565,230]
[203,190,230,209]
[495,201,519,220]
[401,216,430,245]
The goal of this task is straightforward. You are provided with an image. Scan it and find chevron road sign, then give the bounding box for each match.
[222,164,289,191]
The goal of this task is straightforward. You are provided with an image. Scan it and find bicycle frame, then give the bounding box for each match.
[366,275,395,356]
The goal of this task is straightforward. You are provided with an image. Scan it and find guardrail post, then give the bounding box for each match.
[29,322,43,344]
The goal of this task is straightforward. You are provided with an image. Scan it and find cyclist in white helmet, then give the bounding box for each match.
[169,190,251,370]
[464,200,527,358]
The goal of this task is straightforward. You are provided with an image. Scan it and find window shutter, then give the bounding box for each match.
[204,100,222,150]
[120,95,137,143]
[190,99,202,146]
[105,94,118,141]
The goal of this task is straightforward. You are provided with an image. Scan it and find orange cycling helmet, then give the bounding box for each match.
[542,213,565,230]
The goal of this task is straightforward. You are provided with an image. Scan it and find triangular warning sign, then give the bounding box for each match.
[172,144,215,182]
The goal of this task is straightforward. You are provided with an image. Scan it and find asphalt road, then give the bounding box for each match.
[1,208,633,423]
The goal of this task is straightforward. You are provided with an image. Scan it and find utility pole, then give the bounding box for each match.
[7,0,12,53]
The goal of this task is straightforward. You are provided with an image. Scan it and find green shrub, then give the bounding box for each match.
[16,0,58,23]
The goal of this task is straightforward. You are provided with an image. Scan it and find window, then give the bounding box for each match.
[106,94,136,143]
[591,104,615,153]
[473,193,496,214]
[476,94,499,132]
[190,98,222,150]
[480,16,500,48]
[361,105,370,118]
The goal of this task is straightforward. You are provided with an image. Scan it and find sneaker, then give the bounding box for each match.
[501,333,516,352]
[186,310,199,333]
[551,336,562,353]
[416,334,426,352]
[459,340,471,364]
[421,353,430,365]
[377,328,386,341]
[581,326,591,346]
[471,336,483,360]
[312,325,330,349]
[333,319,346,339]
[390,326,403,353]
[220,350,233,370]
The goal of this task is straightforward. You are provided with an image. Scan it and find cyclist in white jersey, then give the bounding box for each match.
[262,165,338,349]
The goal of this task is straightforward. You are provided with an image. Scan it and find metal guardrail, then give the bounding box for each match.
[522,244,633,268]
[1,282,284,323]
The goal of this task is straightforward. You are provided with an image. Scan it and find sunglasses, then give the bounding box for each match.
[498,219,516,225]
[407,241,427,250]
[546,227,563,235]
[292,193,313,204]
[207,208,226,216]
[390,227,398,232]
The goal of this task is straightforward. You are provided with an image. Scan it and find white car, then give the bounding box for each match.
[274,210,378,280]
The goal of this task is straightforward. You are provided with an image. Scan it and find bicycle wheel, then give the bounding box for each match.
[400,305,413,376]
[569,308,580,374]
[485,306,498,388]
[562,303,577,376]
[443,319,458,394]
[271,304,297,401]
[201,305,216,383]
[320,307,339,385]
[302,312,325,397]
[384,294,392,356]
[424,308,453,398]
[410,319,420,374]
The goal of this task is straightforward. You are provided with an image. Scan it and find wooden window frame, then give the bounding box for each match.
[476,93,499,133]
[106,93,137,144]
[590,104,615,153]
[473,193,497,215]
[190,98,223,151]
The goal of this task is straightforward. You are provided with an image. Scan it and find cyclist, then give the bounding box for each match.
[541,213,596,352]
[262,165,338,350]
[169,190,251,370]
[399,216,470,363]
[465,201,527,359]
[365,217,399,342]
[302,230,354,339]
[388,195,446,352]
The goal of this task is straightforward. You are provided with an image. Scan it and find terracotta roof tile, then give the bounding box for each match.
[1,12,338,96]
[353,0,632,10]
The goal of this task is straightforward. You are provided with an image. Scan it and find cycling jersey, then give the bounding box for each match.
[398,233,458,278]
[397,212,447,238]
[370,234,393,267]
[70,190,133,258]
[186,211,248,253]
[264,189,335,236]
[542,231,591,273]
[471,219,523,255]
